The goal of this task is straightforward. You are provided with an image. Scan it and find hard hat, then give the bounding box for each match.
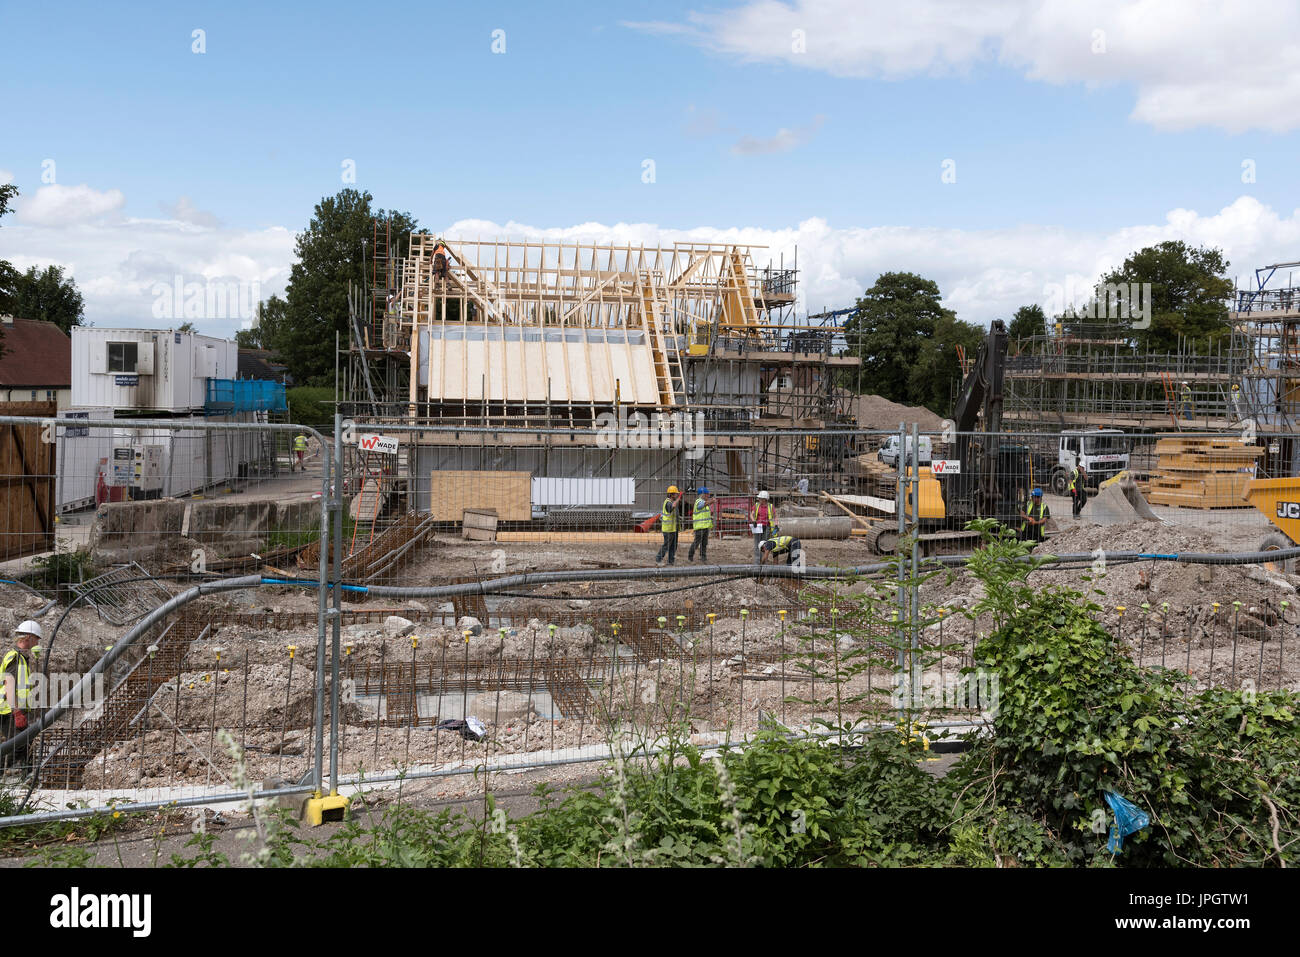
[757,490,769,499]
[697,486,710,495]
[667,485,680,494]
[1032,488,1043,497]
[14,620,42,640]
[760,540,775,551]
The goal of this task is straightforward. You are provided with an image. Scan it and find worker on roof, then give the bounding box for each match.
[687,487,713,563]
[433,240,450,284]
[750,490,777,564]
[1070,463,1088,518]
[759,534,802,566]
[1,621,40,773]
[1018,488,1049,544]
[656,485,684,567]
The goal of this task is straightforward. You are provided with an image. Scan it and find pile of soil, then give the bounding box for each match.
[850,394,947,432]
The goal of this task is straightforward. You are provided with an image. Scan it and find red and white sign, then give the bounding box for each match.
[931,459,962,475]
[358,433,399,455]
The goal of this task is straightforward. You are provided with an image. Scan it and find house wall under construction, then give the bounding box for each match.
[344,229,861,517]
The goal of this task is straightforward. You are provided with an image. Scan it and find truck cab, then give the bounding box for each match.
[1050,429,1129,493]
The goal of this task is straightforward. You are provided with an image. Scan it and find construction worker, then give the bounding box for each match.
[1,621,40,772]
[1070,463,1088,518]
[759,534,802,566]
[433,241,450,283]
[1231,383,1245,422]
[1018,488,1050,544]
[293,433,309,472]
[655,485,684,567]
[687,487,713,563]
[1180,381,1194,420]
[750,490,777,564]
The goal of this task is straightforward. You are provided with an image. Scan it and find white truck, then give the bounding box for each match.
[878,434,933,468]
[1047,429,1129,494]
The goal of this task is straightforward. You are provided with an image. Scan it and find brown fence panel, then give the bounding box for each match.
[0,402,56,561]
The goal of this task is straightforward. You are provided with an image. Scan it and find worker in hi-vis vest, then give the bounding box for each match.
[1,620,40,772]
[687,487,714,563]
[750,490,777,564]
[655,485,684,567]
[293,433,309,472]
[759,534,802,566]
[1018,488,1050,544]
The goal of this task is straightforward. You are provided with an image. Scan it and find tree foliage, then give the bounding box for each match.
[0,183,18,359]
[276,189,417,385]
[9,264,86,334]
[1098,240,1233,354]
[843,272,983,415]
[1009,303,1046,340]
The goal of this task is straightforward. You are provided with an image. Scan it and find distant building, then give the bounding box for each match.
[0,316,72,409]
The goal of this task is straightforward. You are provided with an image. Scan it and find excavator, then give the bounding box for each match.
[885,320,1034,554]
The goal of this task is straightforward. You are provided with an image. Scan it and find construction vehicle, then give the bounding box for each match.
[1046,429,1130,493]
[1241,477,1300,573]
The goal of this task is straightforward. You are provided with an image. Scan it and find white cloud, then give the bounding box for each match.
[630,0,1300,133]
[440,196,1300,324]
[160,196,222,229]
[4,189,1296,340]
[0,212,294,337]
[16,183,126,226]
[731,114,826,154]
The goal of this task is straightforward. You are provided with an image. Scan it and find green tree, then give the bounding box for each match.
[0,183,19,358]
[843,272,977,414]
[1098,241,1233,354]
[236,295,288,350]
[1008,304,1046,340]
[10,264,86,334]
[280,190,417,385]
[177,321,197,333]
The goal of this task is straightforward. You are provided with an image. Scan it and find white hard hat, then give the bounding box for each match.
[758,491,769,499]
[14,620,42,640]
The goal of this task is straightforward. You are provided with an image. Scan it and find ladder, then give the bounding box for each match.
[639,271,680,407]
[1159,372,1183,431]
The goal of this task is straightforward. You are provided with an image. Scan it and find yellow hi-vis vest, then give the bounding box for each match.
[750,500,773,526]
[293,435,308,452]
[661,497,678,533]
[1019,499,1048,532]
[693,497,713,530]
[0,649,32,715]
[765,535,794,554]
[1070,468,1083,493]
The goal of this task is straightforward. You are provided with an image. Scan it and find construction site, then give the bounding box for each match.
[3,236,1300,826]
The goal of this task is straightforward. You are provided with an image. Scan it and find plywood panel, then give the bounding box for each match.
[430,469,532,522]
[0,402,57,560]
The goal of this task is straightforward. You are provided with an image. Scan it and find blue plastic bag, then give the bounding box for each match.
[1104,790,1150,853]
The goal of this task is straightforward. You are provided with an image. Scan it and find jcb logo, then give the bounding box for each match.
[1276,501,1300,520]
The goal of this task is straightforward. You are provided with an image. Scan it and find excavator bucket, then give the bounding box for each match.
[1085,476,1160,526]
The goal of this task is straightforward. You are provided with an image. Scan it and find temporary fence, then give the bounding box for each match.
[0,415,1296,832]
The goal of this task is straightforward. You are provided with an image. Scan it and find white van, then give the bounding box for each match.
[878,435,933,468]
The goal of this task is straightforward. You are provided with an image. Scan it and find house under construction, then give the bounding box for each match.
[343,225,861,516]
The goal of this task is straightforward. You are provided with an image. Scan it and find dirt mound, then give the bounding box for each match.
[850,394,946,432]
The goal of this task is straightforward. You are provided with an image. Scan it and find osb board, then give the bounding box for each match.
[0,402,57,561]
[430,470,531,522]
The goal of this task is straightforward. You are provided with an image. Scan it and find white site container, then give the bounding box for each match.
[55,411,260,511]
[71,328,237,412]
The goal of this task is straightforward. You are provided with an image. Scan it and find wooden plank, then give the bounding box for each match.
[0,402,57,561]
[429,470,532,522]
[496,531,647,543]
[462,508,499,542]
[820,490,873,528]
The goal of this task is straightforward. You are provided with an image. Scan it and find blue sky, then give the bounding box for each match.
[3,0,1300,334]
